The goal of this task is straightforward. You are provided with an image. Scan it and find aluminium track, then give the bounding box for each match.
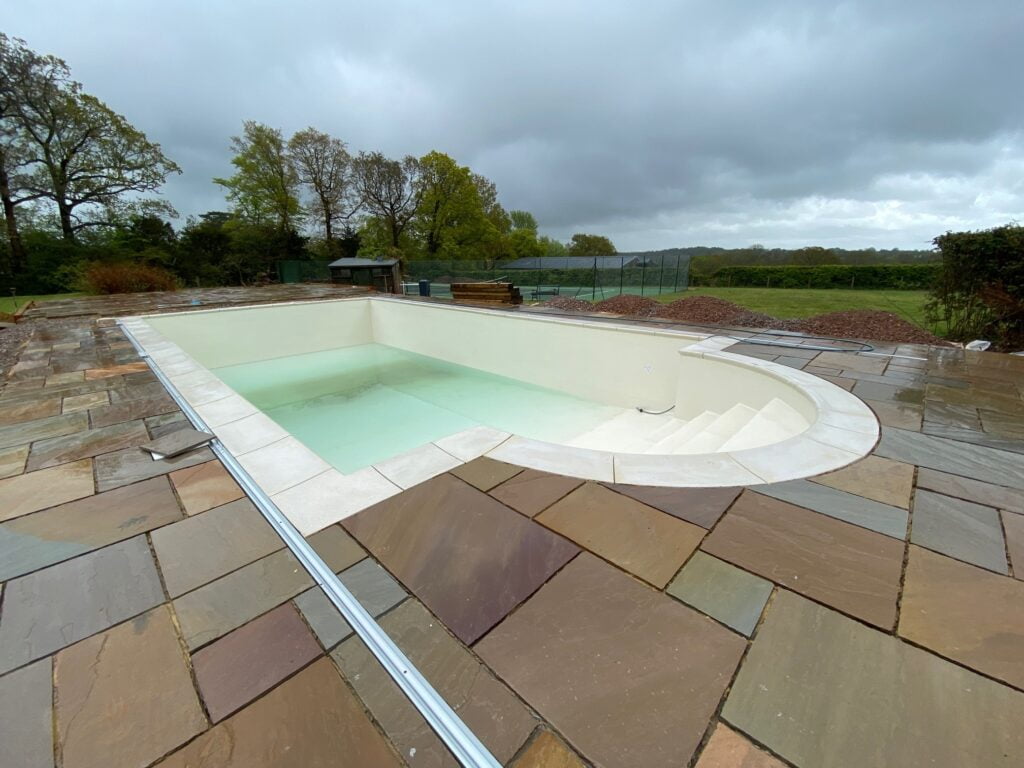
[118,321,500,768]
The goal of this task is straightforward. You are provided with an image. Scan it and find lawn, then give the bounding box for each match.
[0,293,85,315]
[653,287,941,333]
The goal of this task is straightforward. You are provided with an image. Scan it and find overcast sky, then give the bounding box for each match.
[6,1,1023,249]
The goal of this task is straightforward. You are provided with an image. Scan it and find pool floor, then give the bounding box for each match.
[213,343,621,472]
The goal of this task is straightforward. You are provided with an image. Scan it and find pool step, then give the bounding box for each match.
[674,403,759,453]
[646,411,720,453]
[719,398,809,451]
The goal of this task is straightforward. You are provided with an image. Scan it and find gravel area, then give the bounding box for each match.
[797,310,952,346]
[593,294,662,317]
[542,296,595,312]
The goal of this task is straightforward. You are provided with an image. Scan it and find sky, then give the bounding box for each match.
[5,1,1023,250]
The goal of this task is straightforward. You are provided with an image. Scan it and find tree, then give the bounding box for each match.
[509,209,537,231]
[538,236,567,257]
[567,233,616,256]
[288,127,359,248]
[412,151,476,257]
[791,246,839,266]
[215,121,301,232]
[352,152,422,251]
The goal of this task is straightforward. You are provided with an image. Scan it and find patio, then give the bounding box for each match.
[1,289,1022,768]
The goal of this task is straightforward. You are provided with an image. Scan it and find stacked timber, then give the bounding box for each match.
[450,282,523,306]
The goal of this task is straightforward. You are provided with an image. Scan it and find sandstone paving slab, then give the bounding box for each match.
[695,723,787,768]
[0,396,61,426]
[0,476,182,581]
[0,458,93,522]
[0,536,165,673]
[864,399,922,431]
[603,483,742,527]
[138,426,212,460]
[151,497,283,597]
[723,588,1024,768]
[488,468,584,517]
[0,658,53,768]
[667,551,773,636]
[899,545,1024,690]
[754,479,908,539]
[169,459,244,514]
[875,426,1024,490]
[537,482,705,587]
[333,599,537,767]
[344,474,579,645]
[53,605,206,768]
[815,351,887,374]
[61,391,109,414]
[853,379,924,405]
[159,657,402,768]
[910,489,1007,573]
[26,419,149,471]
[294,557,407,649]
[192,602,321,722]
[0,443,28,479]
[0,411,87,450]
[1004,511,1024,579]
[916,467,1024,514]
[450,456,522,491]
[94,444,214,491]
[812,454,914,509]
[922,420,1024,455]
[702,492,904,629]
[511,730,584,768]
[173,525,364,649]
[476,553,746,768]
[84,361,149,379]
[87,392,176,428]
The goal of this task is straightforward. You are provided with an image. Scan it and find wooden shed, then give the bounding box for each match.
[328,258,402,294]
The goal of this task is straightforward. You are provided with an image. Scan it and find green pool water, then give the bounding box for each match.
[213,343,620,473]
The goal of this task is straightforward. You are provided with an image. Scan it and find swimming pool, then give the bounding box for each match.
[122,296,878,534]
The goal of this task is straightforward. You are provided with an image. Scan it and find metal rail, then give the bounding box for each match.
[118,321,500,768]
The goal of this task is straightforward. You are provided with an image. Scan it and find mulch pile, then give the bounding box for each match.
[542,293,952,346]
[592,294,662,317]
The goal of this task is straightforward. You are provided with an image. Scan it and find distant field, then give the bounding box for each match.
[653,287,941,333]
[0,293,85,315]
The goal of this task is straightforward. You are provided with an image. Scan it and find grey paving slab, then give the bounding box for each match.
[875,427,1024,490]
[0,536,164,673]
[294,558,407,649]
[151,498,283,597]
[667,552,772,636]
[0,443,28,480]
[755,480,909,539]
[0,411,88,450]
[910,489,1008,574]
[94,444,214,492]
[26,419,150,471]
[921,421,1024,455]
[139,427,213,459]
[0,658,53,768]
[915,468,1024,514]
[724,589,1024,768]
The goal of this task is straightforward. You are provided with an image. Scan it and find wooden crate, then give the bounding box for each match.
[450,282,523,306]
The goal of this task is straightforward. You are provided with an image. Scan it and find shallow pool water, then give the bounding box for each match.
[213,343,620,473]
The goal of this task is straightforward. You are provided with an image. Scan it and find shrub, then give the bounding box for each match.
[82,262,179,294]
[691,264,939,290]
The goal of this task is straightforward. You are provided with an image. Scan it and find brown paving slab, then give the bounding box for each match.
[173,526,364,649]
[0,458,94,522]
[0,476,183,580]
[334,599,537,766]
[0,658,53,768]
[865,399,922,430]
[26,419,149,471]
[511,730,585,768]
[192,602,321,722]
[476,553,746,768]
[814,351,887,374]
[537,482,704,587]
[0,411,88,450]
[61,391,109,413]
[94,444,214,491]
[604,483,742,528]
[0,396,61,426]
[83,361,149,379]
[695,723,787,768]
[344,474,578,645]
[724,588,1024,768]
[899,545,1024,689]
[812,454,914,509]
[169,459,244,515]
[54,605,207,768]
[916,467,1024,515]
[152,497,284,597]
[702,491,904,628]
[450,455,523,491]
[1004,511,1024,580]
[158,657,401,768]
[0,443,29,479]
[910,489,1007,573]
[489,468,584,517]
[87,393,176,428]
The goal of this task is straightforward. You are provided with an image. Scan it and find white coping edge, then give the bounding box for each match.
[121,296,878,536]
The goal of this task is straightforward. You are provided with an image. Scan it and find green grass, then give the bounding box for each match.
[0,293,85,315]
[653,287,943,334]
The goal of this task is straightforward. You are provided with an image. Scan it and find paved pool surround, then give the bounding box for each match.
[123,296,877,535]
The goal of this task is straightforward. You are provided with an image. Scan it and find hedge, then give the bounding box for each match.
[692,264,939,290]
